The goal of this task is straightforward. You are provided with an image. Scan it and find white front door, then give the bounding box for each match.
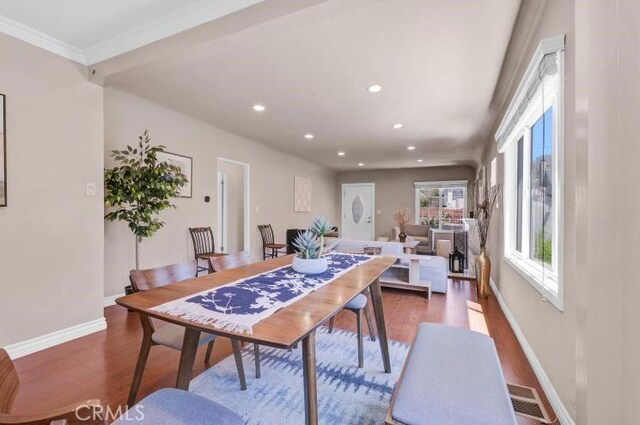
[342,183,375,240]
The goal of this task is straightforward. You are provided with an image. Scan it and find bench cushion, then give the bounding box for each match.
[392,323,517,425]
[112,388,243,424]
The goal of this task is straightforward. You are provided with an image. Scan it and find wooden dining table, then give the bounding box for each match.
[116,254,396,425]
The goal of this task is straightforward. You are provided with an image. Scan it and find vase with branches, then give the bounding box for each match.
[393,208,411,242]
[474,183,500,298]
[104,130,187,274]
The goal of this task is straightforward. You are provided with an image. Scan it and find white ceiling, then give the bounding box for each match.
[0,0,263,64]
[108,0,520,171]
[0,0,520,171]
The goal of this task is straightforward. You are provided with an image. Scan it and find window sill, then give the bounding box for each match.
[504,254,563,311]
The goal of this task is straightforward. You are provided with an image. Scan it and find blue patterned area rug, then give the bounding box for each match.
[189,327,409,424]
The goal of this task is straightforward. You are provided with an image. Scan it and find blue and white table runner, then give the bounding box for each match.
[150,253,373,334]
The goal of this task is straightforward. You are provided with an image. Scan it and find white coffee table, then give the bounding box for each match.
[380,254,431,299]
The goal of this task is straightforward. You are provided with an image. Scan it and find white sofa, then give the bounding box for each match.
[331,239,449,294]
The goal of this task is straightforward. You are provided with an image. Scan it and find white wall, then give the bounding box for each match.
[574,0,640,423]
[479,0,577,420]
[0,34,104,348]
[104,88,338,297]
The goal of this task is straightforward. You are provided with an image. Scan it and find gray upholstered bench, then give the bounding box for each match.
[387,323,517,425]
[112,388,244,424]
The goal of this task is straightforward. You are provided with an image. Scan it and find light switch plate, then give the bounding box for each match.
[85,182,96,197]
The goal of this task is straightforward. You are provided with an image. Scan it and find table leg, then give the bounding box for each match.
[369,278,391,373]
[176,327,201,390]
[302,331,318,425]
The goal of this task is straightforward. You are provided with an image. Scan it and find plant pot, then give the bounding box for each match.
[475,247,491,299]
[398,232,407,243]
[292,256,328,274]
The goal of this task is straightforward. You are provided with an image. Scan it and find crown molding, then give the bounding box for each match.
[84,0,264,65]
[0,0,263,66]
[0,14,87,64]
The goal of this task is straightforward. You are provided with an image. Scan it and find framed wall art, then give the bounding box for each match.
[157,151,192,198]
[294,175,311,212]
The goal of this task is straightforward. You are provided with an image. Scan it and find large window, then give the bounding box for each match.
[414,181,467,230]
[496,35,564,310]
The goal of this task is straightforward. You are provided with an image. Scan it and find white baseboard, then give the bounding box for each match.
[104,292,125,307]
[4,318,107,359]
[490,279,575,425]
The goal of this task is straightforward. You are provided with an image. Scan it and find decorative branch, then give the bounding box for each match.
[393,208,411,232]
[475,183,500,248]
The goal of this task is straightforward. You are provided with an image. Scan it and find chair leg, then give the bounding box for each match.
[263,248,267,261]
[357,309,364,368]
[364,306,376,341]
[254,343,261,379]
[231,339,247,391]
[328,317,335,333]
[127,331,152,407]
[204,339,215,366]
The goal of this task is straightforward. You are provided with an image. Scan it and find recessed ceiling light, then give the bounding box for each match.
[304,133,314,140]
[367,84,382,93]
[252,104,266,112]
[358,163,364,167]
[338,151,346,156]
[393,123,403,129]
[407,145,416,151]
[417,159,424,163]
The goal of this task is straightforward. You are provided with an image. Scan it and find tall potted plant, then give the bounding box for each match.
[475,183,500,298]
[104,130,187,287]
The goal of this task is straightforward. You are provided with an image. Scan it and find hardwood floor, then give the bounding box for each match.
[11,279,554,424]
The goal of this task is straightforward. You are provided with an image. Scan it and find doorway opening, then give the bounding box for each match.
[217,158,250,254]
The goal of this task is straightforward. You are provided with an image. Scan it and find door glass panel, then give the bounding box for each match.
[352,195,364,223]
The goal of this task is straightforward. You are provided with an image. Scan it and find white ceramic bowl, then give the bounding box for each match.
[292,256,328,274]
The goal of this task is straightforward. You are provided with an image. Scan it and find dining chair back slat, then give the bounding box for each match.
[258,225,275,246]
[189,227,215,257]
[129,261,197,291]
[209,252,253,272]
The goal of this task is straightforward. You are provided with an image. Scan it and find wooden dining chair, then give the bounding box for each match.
[0,349,105,424]
[257,224,286,260]
[127,260,248,407]
[189,227,227,275]
[328,292,377,368]
[209,252,262,379]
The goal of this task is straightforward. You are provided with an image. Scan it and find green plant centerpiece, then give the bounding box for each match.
[104,130,187,273]
[291,216,334,274]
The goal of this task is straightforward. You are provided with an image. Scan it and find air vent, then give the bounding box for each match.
[507,383,551,423]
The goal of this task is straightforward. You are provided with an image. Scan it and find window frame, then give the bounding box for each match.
[414,180,468,230]
[501,50,565,311]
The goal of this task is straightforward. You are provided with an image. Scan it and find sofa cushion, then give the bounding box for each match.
[406,235,429,244]
[404,224,429,237]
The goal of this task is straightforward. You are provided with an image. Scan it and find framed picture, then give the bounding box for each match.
[157,151,192,198]
[294,175,311,212]
[0,94,6,207]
